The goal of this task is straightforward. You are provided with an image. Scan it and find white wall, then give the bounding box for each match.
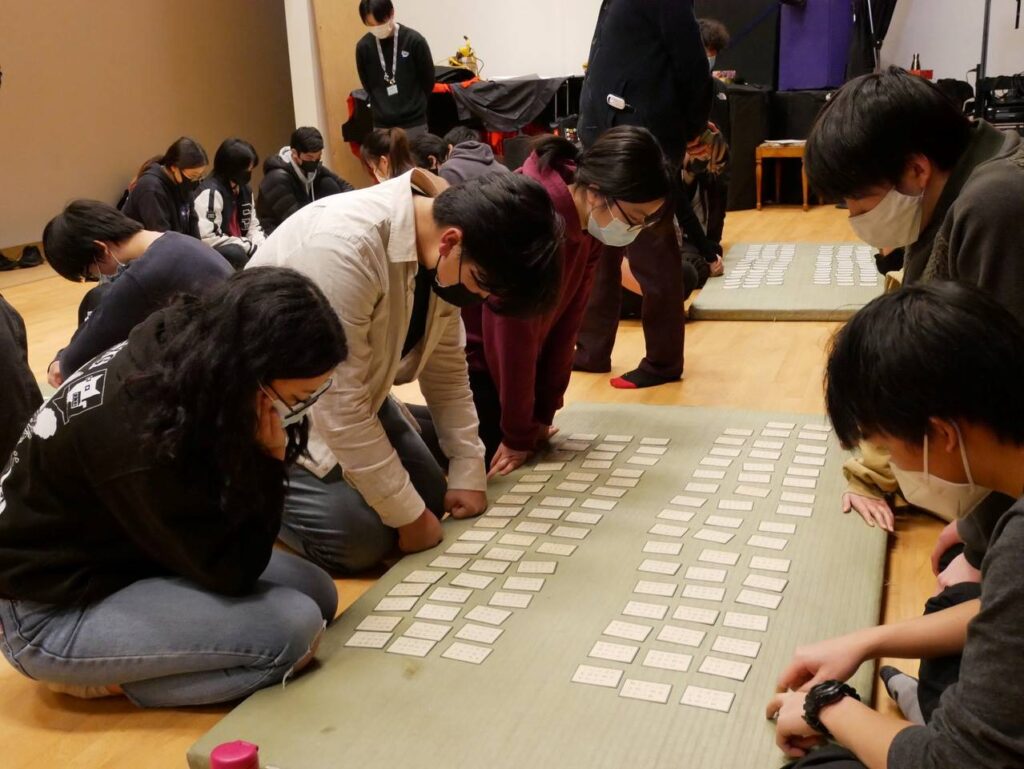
[390,0,600,77]
[882,0,1024,82]
[283,0,332,157]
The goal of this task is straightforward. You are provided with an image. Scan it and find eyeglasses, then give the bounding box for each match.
[262,378,333,415]
[610,199,665,232]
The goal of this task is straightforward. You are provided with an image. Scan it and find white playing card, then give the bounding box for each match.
[441,641,492,665]
[673,605,720,625]
[528,507,563,520]
[699,655,751,681]
[736,588,783,610]
[761,429,790,438]
[648,523,688,538]
[681,685,734,713]
[658,508,695,522]
[405,621,452,642]
[657,624,706,647]
[714,436,746,447]
[386,637,436,657]
[469,559,511,574]
[497,495,530,505]
[723,611,769,632]
[749,449,782,460]
[747,534,788,551]
[641,437,671,446]
[750,556,792,574]
[605,434,633,443]
[685,482,719,494]
[777,504,812,518]
[783,476,817,489]
[503,576,544,592]
[375,597,418,612]
[643,540,683,555]
[405,570,445,584]
[723,428,754,437]
[752,440,784,450]
[589,640,639,663]
[639,558,680,575]
[694,529,734,544]
[430,587,472,604]
[592,486,627,498]
[604,620,653,642]
[796,444,828,456]
[802,423,832,433]
[582,498,617,511]
[357,615,402,633]
[516,521,552,535]
[517,560,557,574]
[685,566,727,583]
[486,506,522,518]
[758,521,796,535]
[416,603,460,622]
[710,447,741,458]
[716,498,754,512]
[627,455,659,466]
[607,477,640,488]
[520,474,551,483]
[793,455,826,467]
[560,441,592,452]
[474,518,510,529]
[787,467,820,478]
[642,649,692,672]
[537,542,576,556]
[634,579,677,597]
[451,573,494,590]
[744,462,775,473]
[734,485,771,499]
[737,472,771,484]
[586,451,617,461]
[780,491,815,504]
[611,468,644,479]
[459,530,497,542]
[490,591,531,609]
[623,600,669,620]
[568,433,598,441]
[582,460,613,469]
[706,514,743,529]
[567,471,599,482]
[541,496,574,508]
[671,495,707,508]
[511,483,543,494]
[766,421,796,429]
[635,446,667,456]
[566,511,603,525]
[345,631,392,649]
[428,557,468,569]
[712,635,761,658]
[486,547,526,562]
[700,456,733,468]
[557,482,590,493]
[693,469,726,480]
[465,606,511,625]
[388,582,429,597]
[552,525,590,540]
[533,462,565,472]
[572,664,623,688]
[682,584,726,602]
[498,534,536,547]
[744,574,787,592]
[619,678,672,704]
[456,623,504,644]
[797,431,828,442]
[699,548,740,566]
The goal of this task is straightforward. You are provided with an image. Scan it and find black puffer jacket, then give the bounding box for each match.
[256,148,355,235]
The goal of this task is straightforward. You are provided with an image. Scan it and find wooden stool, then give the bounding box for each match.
[756,141,810,211]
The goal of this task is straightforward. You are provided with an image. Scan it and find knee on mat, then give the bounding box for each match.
[301,562,340,621]
[260,592,329,674]
[299,524,395,575]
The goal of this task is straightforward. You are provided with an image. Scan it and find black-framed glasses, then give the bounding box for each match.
[262,378,333,415]
[610,198,665,232]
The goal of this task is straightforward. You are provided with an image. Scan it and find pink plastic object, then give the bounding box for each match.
[210,741,259,769]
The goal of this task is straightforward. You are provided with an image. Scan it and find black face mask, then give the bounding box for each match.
[178,172,199,197]
[299,159,320,174]
[429,251,487,308]
[233,169,252,186]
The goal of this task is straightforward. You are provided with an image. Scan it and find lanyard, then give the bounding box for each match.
[375,22,400,85]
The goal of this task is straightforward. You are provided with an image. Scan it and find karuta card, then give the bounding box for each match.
[441,641,492,665]
[498,534,536,547]
[516,521,552,535]
[639,559,680,576]
[405,621,452,642]
[619,678,672,704]
[747,534,788,551]
[673,605,720,625]
[582,498,617,511]
[640,437,671,446]
[465,606,512,625]
[777,504,813,518]
[459,530,496,542]
[657,624,706,647]
[781,491,815,504]
[533,462,565,472]
[520,473,551,483]
[490,591,531,609]
[517,560,557,574]
[734,485,771,499]
[699,548,740,566]
[643,540,683,556]
[736,589,783,610]
[469,559,511,574]
[582,460,613,469]
[429,587,472,604]
[611,468,644,479]
[356,615,402,633]
[681,584,726,602]
[567,471,599,482]
[723,428,754,437]
[634,579,677,597]
[698,655,751,681]
[623,600,669,620]
[642,649,692,672]
[700,457,733,468]
[405,570,445,584]
[345,631,392,649]
[680,685,734,713]
[375,597,418,612]
[694,529,734,544]
[693,469,726,480]
[497,495,530,505]
[416,603,460,622]
[474,518,510,529]
[604,434,633,443]
[485,547,525,562]
[750,555,791,572]
[606,477,639,488]
[712,635,761,658]
[386,637,436,657]
[723,611,769,632]
[486,506,522,518]
[552,525,590,540]
[649,523,688,538]
[685,566,727,583]
[566,511,603,525]
[685,482,719,494]
[571,664,622,688]
[541,496,574,508]
[671,495,707,508]
[589,641,639,663]
[604,620,653,642]
[451,573,494,590]
[503,576,544,592]
[627,455,659,466]
[537,542,576,556]
[744,574,788,593]
[456,623,503,644]
[758,522,796,535]
[658,508,694,522]
[388,582,429,597]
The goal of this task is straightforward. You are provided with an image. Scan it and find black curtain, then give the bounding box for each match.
[846,0,899,79]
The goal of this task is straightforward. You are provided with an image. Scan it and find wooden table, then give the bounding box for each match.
[756,142,810,211]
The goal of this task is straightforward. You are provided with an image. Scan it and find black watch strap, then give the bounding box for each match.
[803,680,861,738]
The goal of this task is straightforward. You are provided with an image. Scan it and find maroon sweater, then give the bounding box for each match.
[463,152,601,451]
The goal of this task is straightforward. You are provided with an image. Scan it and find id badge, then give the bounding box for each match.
[387,84,399,96]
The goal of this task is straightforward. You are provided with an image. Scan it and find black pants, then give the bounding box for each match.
[408,368,503,469]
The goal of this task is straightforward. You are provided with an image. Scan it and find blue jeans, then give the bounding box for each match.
[0,550,336,708]
[280,397,447,574]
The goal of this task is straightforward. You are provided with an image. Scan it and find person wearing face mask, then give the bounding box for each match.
[360,126,415,183]
[0,269,348,706]
[257,127,354,236]
[767,282,1024,769]
[355,0,434,138]
[40,200,232,389]
[194,138,266,268]
[461,127,670,475]
[804,67,1024,537]
[122,136,208,238]
[248,169,561,573]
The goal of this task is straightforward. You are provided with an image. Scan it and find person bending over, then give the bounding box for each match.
[0,268,347,707]
[249,169,561,572]
[361,126,415,182]
[195,138,266,268]
[410,132,449,174]
[42,200,232,388]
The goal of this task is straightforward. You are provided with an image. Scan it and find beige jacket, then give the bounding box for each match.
[249,169,486,527]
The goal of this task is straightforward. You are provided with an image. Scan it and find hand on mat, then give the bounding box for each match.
[936,553,981,594]
[765,690,827,758]
[256,392,287,461]
[446,488,487,519]
[47,359,64,388]
[777,634,868,693]
[708,255,724,277]
[398,510,443,553]
[931,520,962,575]
[842,492,895,532]
[488,442,531,479]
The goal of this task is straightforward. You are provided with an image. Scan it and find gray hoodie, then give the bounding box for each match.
[438,141,510,186]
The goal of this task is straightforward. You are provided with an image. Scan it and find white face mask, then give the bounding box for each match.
[890,424,989,520]
[369,21,394,39]
[849,186,924,249]
[260,380,332,428]
[586,201,641,247]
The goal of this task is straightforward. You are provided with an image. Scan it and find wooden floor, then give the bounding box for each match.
[0,205,941,768]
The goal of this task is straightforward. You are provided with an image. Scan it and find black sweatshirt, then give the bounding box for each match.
[355,25,435,128]
[57,232,231,378]
[0,310,283,606]
[0,296,41,464]
[122,164,201,237]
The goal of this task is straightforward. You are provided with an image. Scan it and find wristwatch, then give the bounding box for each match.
[803,680,861,738]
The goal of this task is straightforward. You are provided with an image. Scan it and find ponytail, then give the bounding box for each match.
[531,135,581,173]
[360,127,415,177]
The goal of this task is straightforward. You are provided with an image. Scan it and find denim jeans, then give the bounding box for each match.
[0,550,336,708]
[279,397,447,574]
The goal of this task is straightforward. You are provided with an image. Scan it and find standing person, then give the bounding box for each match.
[355,0,435,140]
[195,138,266,268]
[573,0,714,390]
[257,127,355,236]
[360,127,415,182]
[41,201,232,387]
[0,296,41,464]
[0,269,348,707]
[466,127,670,473]
[249,169,561,573]
[122,137,208,238]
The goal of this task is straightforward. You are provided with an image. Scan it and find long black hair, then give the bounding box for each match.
[531,126,672,203]
[360,127,414,177]
[159,136,208,171]
[213,138,259,182]
[133,267,347,520]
